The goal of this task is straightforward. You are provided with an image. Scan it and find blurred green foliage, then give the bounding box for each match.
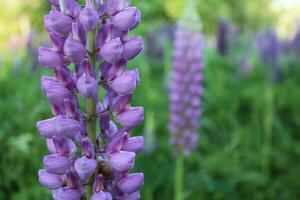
[1,0,300,200]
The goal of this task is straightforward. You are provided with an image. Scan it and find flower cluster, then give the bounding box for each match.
[256,30,281,82]
[168,3,204,156]
[37,0,144,199]
[217,18,228,56]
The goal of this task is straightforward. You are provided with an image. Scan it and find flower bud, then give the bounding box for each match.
[123,36,143,60]
[97,22,114,49]
[38,169,64,190]
[64,98,81,120]
[93,175,104,193]
[100,111,110,132]
[109,151,135,172]
[74,157,97,180]
[117,107,144,127]
[120,191,140,200]
[109,70,139,96]
[112,7,140,31]
[107,121,118,139]
[100,37,123,63]
[55,67,76,90]
[82,137,95,158]
[37,115,81,138]
[112,95,131,115]
[76,74,98,99]
[49,32,67,52]
[118,173,144,194]
[47,0,59,6]
[52,187,81,200]
[107,131,127,153]
[41,76,73,107]
[43,154,71,175]
[66,170,81,189]
[46,139,57,154]
[106,0,130,15]
[53,135,76,156]
[79,5,99,31]
[91,191,112,200]
[64,36,87,64]
[122,136,144,152]
[38,47,64,69]
[44,12,72,35]
[60,0,81,18]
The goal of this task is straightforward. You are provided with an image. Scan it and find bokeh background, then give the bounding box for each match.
[1,0,300,199]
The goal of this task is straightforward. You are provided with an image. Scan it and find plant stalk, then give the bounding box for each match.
[86,1,97,196]
[174,152,184,200]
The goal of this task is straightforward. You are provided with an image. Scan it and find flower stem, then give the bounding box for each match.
[174,152,184,200]
[86,0,97,197]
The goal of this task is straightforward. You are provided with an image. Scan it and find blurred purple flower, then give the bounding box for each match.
[169,9,204,156]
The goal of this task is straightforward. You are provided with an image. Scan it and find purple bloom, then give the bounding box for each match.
[91,191,113,200]
[38,169,64,190]
[64,36,87,64]
[44,12,73,35]
[112,7,140,31]
[118,173,144,194]
[79,4,99,31]
[117,107,144,127]
[38,1,144,198]
[76,74,98,99]
[38,47,64,69]
[217,18,228,56]
[106,0,130,16]
[123,36,143,60]
[100,37,123,63]
[109,70,139,96]
[74,157,97,180]
[52,187,81,200]
[122,136,144,152]
[109,151,135,172]
[169,7,204,156]
[37,115,81,138]
[61,0,81,18]
[43,154,71,175]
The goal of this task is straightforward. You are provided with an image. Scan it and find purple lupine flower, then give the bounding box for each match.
[255,29,282,82]
[37,0,144,199]
[168,6,204,156]
[216,18,228,56]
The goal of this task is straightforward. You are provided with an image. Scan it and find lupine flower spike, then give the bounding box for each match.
[169,0,204,157]
[37,0,144,199]
[168,1,204,199]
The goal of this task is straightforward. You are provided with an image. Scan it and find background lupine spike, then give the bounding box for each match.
[217,18,228,56]
[168,0,204,156]
[37,0,144,199]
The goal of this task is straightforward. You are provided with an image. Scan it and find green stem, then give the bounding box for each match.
[86,3,97,197]
[174,153,184,200]
[263,83,273,173]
